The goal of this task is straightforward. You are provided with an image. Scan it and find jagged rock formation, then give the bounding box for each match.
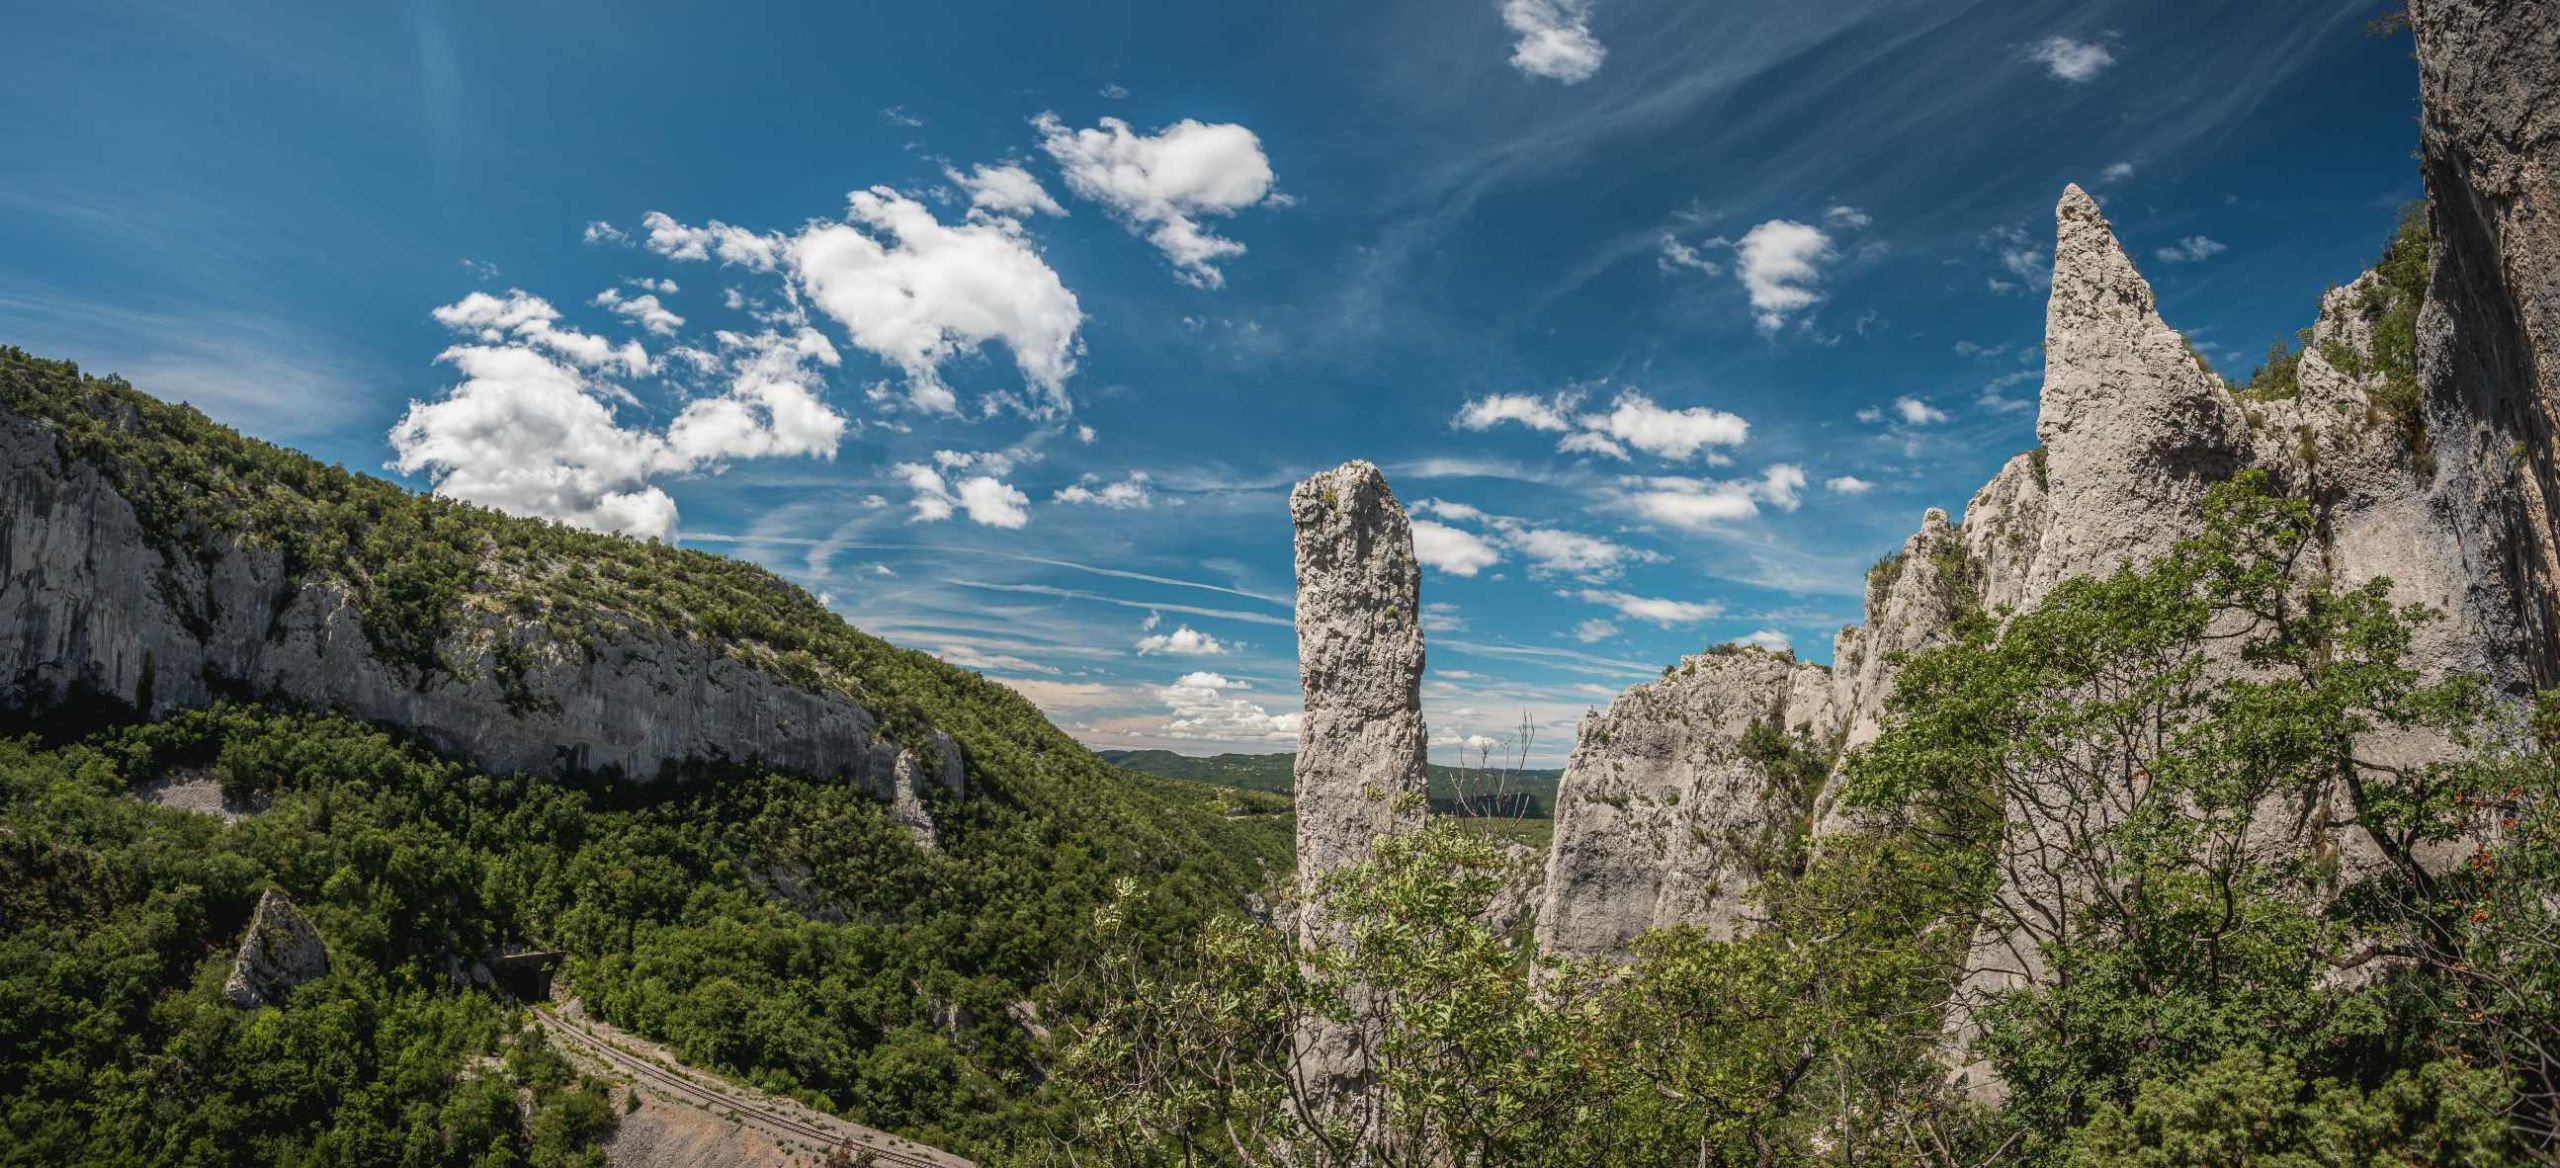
[2028,187,2257,598]
[1831,508,1973,761]
[1289,460,1428,897]
[1481,0,2560,1106]
[1286,459,1428,1121]
[223,889,329,1008]
[1540,178,2547,1019]
[1537,649,1831,959]
[0,384,955,839]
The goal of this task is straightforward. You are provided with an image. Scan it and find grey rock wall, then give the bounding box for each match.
[1,403,943,833]
[2410,0,2560,687]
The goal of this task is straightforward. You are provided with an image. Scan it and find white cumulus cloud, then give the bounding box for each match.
[1622,476,1765,530]
[1135,625,1228,655]
[391,293,848,541]
[1454,391,1576,432]
[1574,392,1752,460]
[1893,396,1949,425]
[2155,235,2228,263]
[1501,0,1607,83]
[2030,35,2116,82]
[1826,475,1874,495]
[1731,629,1792,653]
[1157,671,1302,743]
[1413,499,1662,582]
[946,162,1067,220]
[1412,519,1504,577]
[1758,464,1807,511]
[1036,113,1283,288]
[592,288,684,336]
[1735,219,1835,334]
[893,460,1031,528]
[1054,471,1153,508]
[431,289,651,377]
[789,189,1084,416]
[1456,388,1751,463]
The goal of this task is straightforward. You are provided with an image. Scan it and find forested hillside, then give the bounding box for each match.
[0,351,1290,1163]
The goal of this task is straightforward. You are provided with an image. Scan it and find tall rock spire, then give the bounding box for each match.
[2027,184,2253,602]
[1286,459,1428,1128]
[1289,460,1428,897]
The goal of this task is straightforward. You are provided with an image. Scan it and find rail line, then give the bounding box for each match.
[532,1004,971,1168]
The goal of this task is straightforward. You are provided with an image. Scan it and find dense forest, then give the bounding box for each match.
[0,702,1283,1164]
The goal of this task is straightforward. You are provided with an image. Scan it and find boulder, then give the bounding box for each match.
[1537,649,1829,959]
[223,889,329,1008]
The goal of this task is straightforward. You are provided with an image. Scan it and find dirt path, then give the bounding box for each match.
[533,1001,975,1168]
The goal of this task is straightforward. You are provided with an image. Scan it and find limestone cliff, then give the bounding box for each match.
[2410,0,2560,687]
[1830,508,1976,762]
[0,352,955,839]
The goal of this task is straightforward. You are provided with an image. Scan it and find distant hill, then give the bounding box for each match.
[1101,749,1564,818]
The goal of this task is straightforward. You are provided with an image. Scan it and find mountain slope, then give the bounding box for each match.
[0,349,1287,1162]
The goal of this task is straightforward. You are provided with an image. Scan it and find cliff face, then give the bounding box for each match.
[2411,0,2560,686]
[0,380,956,840]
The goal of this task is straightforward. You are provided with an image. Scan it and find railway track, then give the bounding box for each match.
[532,1004,971,1168]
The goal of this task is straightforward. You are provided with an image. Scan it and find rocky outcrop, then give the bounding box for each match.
[2411,0,2560,687]
[224,889,329,1008]
[886,732,966,850]
[1540,180,2540,985]
[1537,649,1829,959]
[1831,509,1975,759]
[2025,187,2258,600]
[1286,460,1428,1121]
[0,399,947,836]
[1288,460,1428,897]
[1519,0,2560,1102]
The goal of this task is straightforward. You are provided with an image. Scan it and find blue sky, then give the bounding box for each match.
[3,0,2425,763]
